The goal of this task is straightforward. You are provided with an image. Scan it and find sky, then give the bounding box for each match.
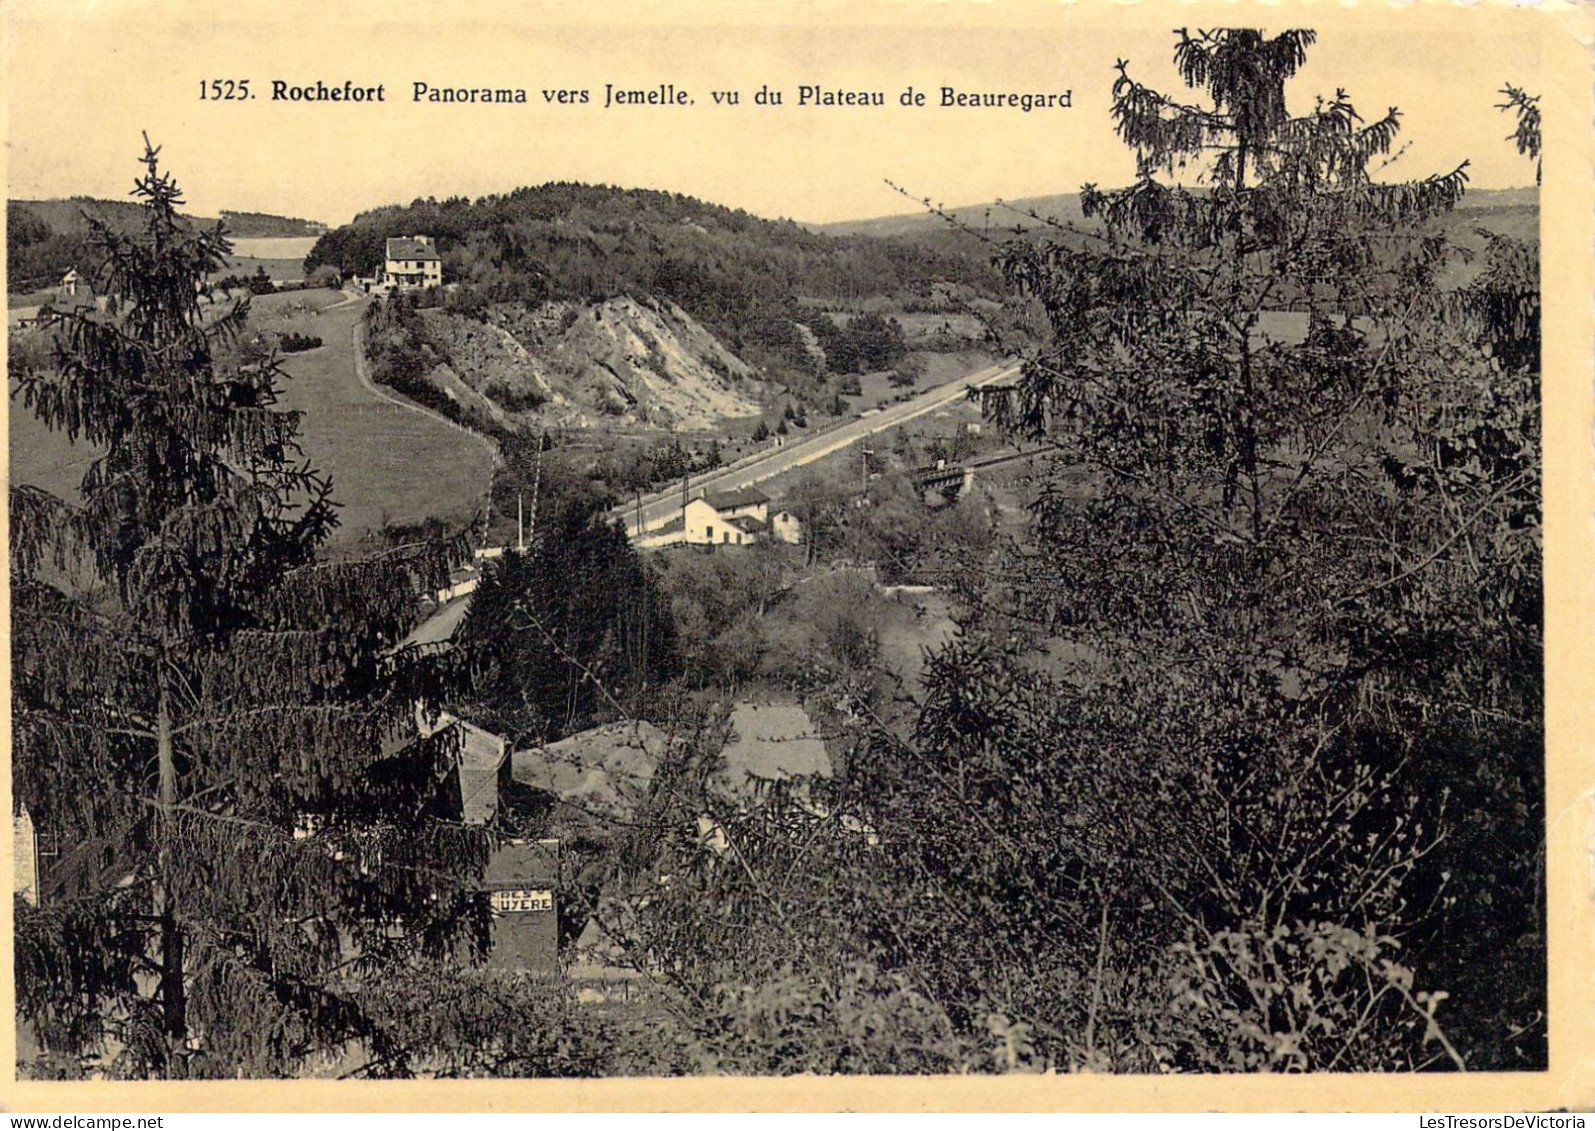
[5,1,1548,228]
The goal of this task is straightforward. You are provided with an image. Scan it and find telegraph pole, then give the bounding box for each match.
[526,431,544,548]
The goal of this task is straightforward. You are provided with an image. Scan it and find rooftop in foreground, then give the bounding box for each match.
[703,487,770,511]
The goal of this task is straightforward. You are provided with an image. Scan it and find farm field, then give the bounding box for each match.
[850,349,994,412]
[218,235,317,282]
[7,288,56,309]
[8,289,498,548]
[8,379,99,505]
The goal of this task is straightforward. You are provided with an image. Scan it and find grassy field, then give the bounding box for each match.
[851,349,994,412]
[229,237,320,260]
[219,255,308,282]
[269,295,498,545]
[247,287,346,325]
[8,290,498,548]
[7,287,57,308]
[8,381,100,505]
[11,255,306,308]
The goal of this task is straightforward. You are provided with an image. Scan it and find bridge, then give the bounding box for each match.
[914,445,1063,498]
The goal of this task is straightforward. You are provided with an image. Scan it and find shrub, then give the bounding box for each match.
[277,331,323,353]
[483,380,547,413]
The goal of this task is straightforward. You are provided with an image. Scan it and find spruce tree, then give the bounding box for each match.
[11,138,485,1078]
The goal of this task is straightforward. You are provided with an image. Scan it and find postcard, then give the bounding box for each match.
[3,0,1590,1113]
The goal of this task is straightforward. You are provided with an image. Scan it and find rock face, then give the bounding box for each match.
[419,296,764,431]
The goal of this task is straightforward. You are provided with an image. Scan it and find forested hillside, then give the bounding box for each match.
[305,183,1003,381]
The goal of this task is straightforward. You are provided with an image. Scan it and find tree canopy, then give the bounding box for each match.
[592,29,1543,1074]
[459,500,679,746]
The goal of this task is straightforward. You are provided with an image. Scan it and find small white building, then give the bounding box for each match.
[383,235,442,289]
[702,487,769,526]
[684,497,761,547]
[768,506,803,544]
[54,268,100,311]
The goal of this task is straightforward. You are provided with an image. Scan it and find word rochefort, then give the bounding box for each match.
[271,80,386,102]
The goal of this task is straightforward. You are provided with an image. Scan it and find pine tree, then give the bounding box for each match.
[459,501,678,747]
[11,138,486,1078]
[1497,84,1541,186]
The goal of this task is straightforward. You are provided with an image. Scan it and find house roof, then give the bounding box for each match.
[53,270,96,307]
[52,289,96,310]
[386,237,441,262]
[719,701,832,795]
[456,720,508,825]
[510,721,666,820]
[702,487,769,512]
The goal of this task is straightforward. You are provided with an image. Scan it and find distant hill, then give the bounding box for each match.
[216,210,327,238]
[9,196,167,238]
[7,198,325,293]
[815,193,1089,240]
[10,197,324,237]
[814,185,1537,296]
[816,186,1539,242]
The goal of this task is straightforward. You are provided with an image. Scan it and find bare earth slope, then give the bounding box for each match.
[419,296,764,431]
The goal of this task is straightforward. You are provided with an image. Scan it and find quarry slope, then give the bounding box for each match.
[418,296,765,432]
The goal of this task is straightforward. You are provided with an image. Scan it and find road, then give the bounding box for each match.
[347,294,503,471]
[615,360,1019,535]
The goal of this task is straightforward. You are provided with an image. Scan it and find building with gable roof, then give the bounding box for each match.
[382,235,442,289]
[54,268,100,312]
[636,486,804,549]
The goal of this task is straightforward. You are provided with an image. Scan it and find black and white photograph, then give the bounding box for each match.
[3,0,1586,1108]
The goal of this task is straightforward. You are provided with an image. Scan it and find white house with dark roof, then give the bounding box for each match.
[636,486,803,549]
[702,487,769,524]
[53,268,100,312]
[383,235,442,289]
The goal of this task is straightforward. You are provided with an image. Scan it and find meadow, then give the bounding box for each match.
[8,289,498,548]
[263,293,499,545]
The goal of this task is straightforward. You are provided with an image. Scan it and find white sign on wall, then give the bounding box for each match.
[490,889,554,914]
